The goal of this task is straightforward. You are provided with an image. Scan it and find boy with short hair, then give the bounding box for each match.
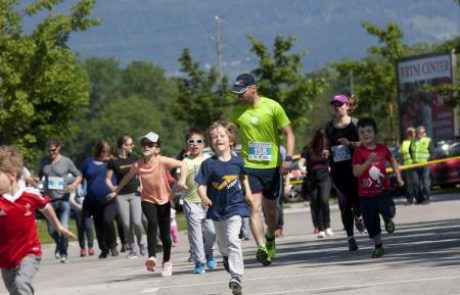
[352,118,404,258]
[196,121,253,295]
[0,145,76,294]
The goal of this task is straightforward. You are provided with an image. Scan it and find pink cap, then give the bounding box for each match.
[331,94,349,104]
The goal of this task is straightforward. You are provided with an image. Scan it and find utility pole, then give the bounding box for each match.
[349,69,354,96]
[215,16,223,80]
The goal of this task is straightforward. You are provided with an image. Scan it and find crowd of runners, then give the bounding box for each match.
[0,72,435,295]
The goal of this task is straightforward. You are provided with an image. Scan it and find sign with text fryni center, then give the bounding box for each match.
[396,52,457,141]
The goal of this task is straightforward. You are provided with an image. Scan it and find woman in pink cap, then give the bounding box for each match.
[324,94,364,251]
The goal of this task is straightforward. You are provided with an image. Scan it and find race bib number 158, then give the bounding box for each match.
[248,142,272,161]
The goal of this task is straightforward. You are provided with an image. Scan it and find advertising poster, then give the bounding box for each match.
[396,52,457,141]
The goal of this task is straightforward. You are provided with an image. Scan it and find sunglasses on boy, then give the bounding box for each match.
[187,139,204,145]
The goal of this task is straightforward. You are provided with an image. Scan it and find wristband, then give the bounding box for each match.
[285,156,293,161]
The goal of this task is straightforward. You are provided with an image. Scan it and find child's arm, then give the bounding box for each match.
[106,165,137,200]
[390,156,404,187]
[242,175,253,208]
[68,190,82,210]
[353,152,377,177]
[175,160,188,191]
[197,184,212,209]
[41,204,77,239]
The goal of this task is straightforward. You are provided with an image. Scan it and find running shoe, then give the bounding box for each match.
[348,236,359,251]
[88,247,95,256]
[355,216,366,233]
[127,248,138,259]
[54,247,60,259]
[229,275,243,295]
[325,228,334,236]
[222,256,230,273]
[384,217,395,234]
[194,263,205,274]
[145,256,156,272]
[98,251,108,259]
[60,255,68,264]
[266,235,276,260]
[256,245,270,266]
[80,248,86,257]
[206,256,217,270]
[139,243,147,256]
[317,231,326,238]
[110,247,119,257]
[371,245,384,258]
[161,261,173,277]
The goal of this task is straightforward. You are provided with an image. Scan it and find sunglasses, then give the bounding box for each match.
[141,141,159,148]
[332,101,345,107]
[48,148,58,153]
[187,139,204,145]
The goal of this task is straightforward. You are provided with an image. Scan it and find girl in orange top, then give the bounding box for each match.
[107,132,187,277]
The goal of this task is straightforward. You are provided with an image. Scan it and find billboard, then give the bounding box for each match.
[396,52,457,141]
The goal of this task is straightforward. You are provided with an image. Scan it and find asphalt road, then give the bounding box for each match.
[2,194,460,295]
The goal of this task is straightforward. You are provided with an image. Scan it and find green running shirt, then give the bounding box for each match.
[228,96,291,169]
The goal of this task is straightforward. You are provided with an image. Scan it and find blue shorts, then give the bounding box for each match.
[246,167,282,200]
[360,190,396,238]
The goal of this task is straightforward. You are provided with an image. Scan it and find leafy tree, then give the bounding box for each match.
[83,57,121,113]
[67,59,186,163]
[173,48,231,130]
[248,34,327,129]
[0,0,98,162]
[334,22,408,143]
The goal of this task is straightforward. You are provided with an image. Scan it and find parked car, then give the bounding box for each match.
[430,142,460,188]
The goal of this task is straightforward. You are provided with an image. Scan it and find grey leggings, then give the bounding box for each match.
[116,193,144,246]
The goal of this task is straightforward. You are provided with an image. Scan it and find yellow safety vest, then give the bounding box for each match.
[410,137,431,163]
[399,139,413,165]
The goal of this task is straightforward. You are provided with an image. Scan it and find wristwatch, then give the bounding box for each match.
[285,156,293,161]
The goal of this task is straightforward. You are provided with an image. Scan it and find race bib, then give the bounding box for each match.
[331,145,351,162]
[248,142,272,161]
[47,176,66,191]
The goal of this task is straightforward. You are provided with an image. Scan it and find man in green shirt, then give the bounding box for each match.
[229,73,295,266]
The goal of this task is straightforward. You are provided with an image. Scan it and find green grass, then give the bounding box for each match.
[37,212,188,244]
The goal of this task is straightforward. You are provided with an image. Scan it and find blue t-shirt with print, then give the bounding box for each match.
[195,155,250,221]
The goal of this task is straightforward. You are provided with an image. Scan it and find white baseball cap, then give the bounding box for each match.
[138,131,159,143]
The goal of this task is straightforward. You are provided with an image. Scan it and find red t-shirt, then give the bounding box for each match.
[352,144,392,198]
[0,188,49,268]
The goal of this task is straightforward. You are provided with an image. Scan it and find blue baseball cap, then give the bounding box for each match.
[231,73,256,94]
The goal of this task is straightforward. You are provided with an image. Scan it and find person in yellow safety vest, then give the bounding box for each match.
[399,127,416,205]
[409,125,433,205]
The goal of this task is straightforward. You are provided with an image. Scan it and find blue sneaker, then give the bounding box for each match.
[194,263,205,274]
[206,257,217,270]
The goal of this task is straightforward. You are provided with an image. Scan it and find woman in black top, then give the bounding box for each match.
[324,94,363,251]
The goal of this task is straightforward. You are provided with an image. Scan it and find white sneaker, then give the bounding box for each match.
[161,261,173,277]
[325,228,334,236]
[317,231,326,238]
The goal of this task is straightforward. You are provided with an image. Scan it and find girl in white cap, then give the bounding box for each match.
[107,132,187,277]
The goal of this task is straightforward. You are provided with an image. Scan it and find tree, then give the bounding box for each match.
[0,0,98,162]
[248,34,327,129]
[67,59,186,162]
[172,48,232,130]
[334,22,408,143]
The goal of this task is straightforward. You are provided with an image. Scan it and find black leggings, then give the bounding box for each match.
[309,171,332,231]
[332,172,361,237]
[141,201,171,262]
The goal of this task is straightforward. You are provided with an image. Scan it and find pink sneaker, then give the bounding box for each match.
[145,257,157,272]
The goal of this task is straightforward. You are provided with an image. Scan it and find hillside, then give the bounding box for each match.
[28,0,460,76]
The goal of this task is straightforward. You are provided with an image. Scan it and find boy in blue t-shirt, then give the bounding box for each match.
[196,121,253,295]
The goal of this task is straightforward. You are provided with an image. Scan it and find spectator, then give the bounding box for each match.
[399,127,416,205]
[410,125,433,204]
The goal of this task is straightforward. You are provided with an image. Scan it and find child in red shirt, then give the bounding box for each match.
[0,145,76,295]
[352,118,403,258]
